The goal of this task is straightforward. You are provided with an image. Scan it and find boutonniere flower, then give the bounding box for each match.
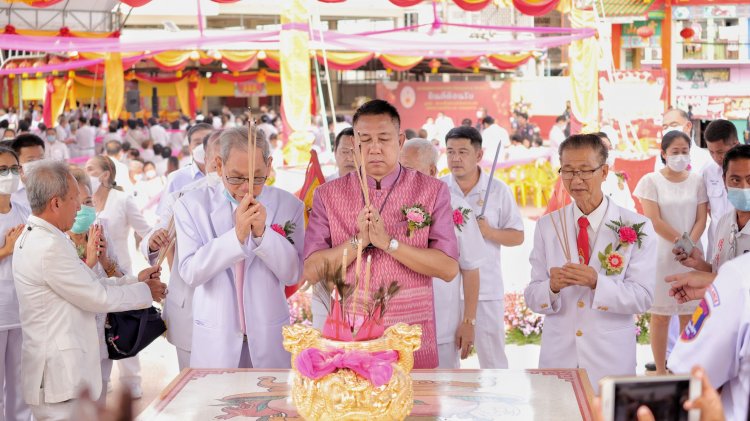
[615,171,629,190]
[453,207,472,232]
[401,204,432,237]
[271,221,296,244]
[605,218,647,250]
[598,243,626,275]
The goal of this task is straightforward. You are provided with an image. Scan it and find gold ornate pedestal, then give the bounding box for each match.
[282,323,422,421]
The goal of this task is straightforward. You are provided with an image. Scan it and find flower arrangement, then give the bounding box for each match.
[288,291,312,327]
[453,207,472,232]
[401,204,432,237]
[635,312,651,344]
[599,219,648,276]
[271,221,296,244]
[615,171,629,190]
[504,292,544,345]
[605,218,647,250]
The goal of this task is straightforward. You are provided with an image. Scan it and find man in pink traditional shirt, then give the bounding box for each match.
[303,99,459,369]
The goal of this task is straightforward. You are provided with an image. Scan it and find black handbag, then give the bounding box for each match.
[105,307,166,360]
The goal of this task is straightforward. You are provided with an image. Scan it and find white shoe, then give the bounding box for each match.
[129,384,143,400]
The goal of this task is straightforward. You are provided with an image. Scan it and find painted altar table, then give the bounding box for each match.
[137,368,595,421]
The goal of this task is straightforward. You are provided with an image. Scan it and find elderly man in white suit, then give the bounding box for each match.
[525,134,657,391]
[12,161,165,421]
[141,130,222,371]
[174,126,304,369]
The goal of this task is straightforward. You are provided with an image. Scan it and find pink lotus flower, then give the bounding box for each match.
[271,223,286,236]
[619,227,638,244]
[406,211,424,224]
[453,209,464,226]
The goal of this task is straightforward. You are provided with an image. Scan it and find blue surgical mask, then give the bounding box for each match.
[223,189,239,206]
[71,205,96,234]
[727,187,750,212]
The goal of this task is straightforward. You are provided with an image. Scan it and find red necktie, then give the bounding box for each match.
[577,216,590,265]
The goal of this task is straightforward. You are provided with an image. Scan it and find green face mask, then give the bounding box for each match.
[71,205,96,234]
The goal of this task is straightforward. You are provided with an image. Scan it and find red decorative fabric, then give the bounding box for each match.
[388,0,422,6]
[512,0,560,16]
[453,0,492,11]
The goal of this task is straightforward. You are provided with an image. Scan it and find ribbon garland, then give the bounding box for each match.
[295,348,399,387]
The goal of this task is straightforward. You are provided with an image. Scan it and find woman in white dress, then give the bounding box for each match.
[634,130,708,374]
[0,147,31,420]
[134,161,166,225]
[85,155,152,398]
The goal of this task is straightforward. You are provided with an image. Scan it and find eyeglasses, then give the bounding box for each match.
[225,175,268,186]
[0,166,20,176]
[559,164,604,180]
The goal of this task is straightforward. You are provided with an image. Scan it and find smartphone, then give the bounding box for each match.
[674,232,695,256]
[599,375,700,421]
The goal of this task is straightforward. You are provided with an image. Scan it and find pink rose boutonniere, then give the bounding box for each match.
[270,221,297,244]
[453,207,472,232]
[598,218,648,275]
[401,204,432,237]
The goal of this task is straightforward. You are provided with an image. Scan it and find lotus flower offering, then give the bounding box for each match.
[282,246,422,421]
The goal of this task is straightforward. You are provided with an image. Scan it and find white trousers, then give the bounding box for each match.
[437,342,460,369]
[176,347,191,371]
[99,359,113,406]
[29,390,73,421]
[116,356,141,388]
[0,328,31,421]
[473,299,508,369]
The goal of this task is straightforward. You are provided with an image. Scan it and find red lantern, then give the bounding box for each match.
[636,26,654,40]
[429,58,441,74]
[680,27,695,40]
[4,25,17,35]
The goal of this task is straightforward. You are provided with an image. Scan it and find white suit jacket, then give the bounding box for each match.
[524,201,656,389]
[174,184,304,369]
[140,174,221,352]
[12,215,152,405]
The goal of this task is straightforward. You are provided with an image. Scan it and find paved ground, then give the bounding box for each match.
[118,206,657,416]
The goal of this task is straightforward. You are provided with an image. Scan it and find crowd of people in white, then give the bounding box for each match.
[0,99,744,421]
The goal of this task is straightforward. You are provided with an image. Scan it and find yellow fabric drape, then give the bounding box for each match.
[219,50,258,62]
[280,0,313,166]
[152,51,193,68]
[569,3,599,133]
[174,78,190,116]
[105,53,124,121]
[195,79,205,109]
[49,78,68,126]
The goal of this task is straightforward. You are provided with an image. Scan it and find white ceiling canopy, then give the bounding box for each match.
[0,0,119,32]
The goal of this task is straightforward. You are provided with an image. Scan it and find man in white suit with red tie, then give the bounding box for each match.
[174,126,304,369]
[525,134,657,391]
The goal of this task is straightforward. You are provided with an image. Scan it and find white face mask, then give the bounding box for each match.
[133,173,142,182]
[89,175,101,194]
[0,173,20,195]
[145,170,157,179]
[666,154,690,172]
[192,144,205,165]
[21,160,43,175]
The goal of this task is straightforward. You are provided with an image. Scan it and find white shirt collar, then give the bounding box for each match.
[573,196,609,232]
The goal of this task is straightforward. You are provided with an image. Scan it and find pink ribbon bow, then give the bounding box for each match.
[295,348,399,387]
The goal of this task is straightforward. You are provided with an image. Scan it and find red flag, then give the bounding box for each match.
[285,149,326,298]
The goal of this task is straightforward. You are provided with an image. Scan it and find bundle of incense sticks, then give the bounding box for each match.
[247,110,257,200]
[156,217,177,267]
[350,131,370,208]
[543,188,572,262]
